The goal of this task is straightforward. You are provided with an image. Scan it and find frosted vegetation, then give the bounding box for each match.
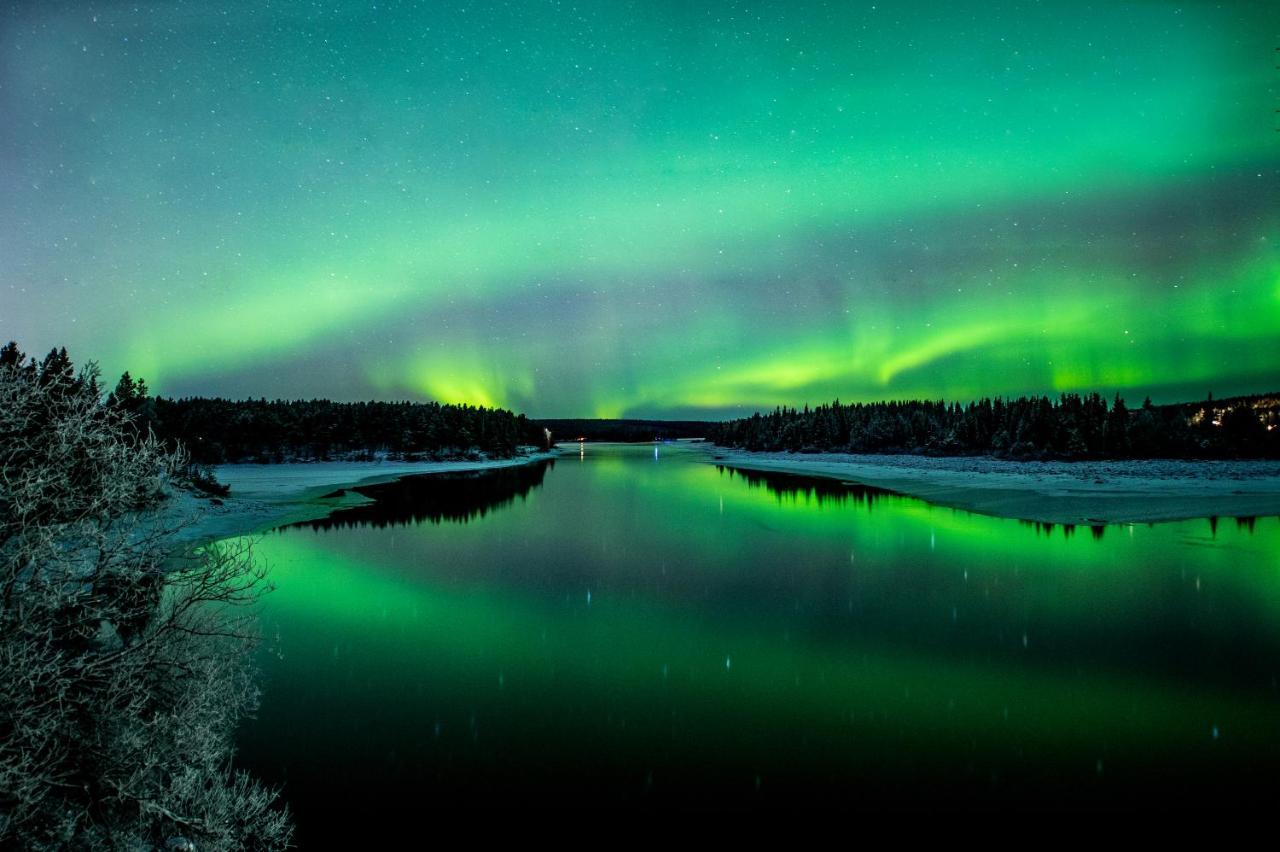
[0,344,292,850]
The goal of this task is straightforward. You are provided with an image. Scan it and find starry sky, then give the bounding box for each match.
[2,1,1277,419]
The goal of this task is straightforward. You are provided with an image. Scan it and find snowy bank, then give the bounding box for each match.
[166,450,561,548]
[694,445,1280,525]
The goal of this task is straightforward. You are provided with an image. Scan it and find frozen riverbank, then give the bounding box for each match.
[166,451,561,548]
[695,445,1280,525]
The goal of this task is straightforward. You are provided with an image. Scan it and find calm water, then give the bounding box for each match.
[236,444,1280,837]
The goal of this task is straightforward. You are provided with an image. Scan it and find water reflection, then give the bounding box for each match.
[238,446,1280,836]
[719,465,1267,543]
[715,464,898,507]
[293,459,555,531]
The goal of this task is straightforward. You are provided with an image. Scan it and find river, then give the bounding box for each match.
[234,443,1280,838]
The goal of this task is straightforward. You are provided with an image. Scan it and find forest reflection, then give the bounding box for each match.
[292,459,556,531]
[715,464,899,508]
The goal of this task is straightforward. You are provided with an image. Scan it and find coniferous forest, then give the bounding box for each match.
[107,376,541,464]
[709,393,1280,459]
[8,343,1278,464]
[3,343,541,466]
[147,395,538,464]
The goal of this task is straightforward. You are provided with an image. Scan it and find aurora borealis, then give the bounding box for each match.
[2,0,1277,418]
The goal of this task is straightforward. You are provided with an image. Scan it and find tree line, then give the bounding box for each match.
[107,373,540,464]
[709,392,1279,459]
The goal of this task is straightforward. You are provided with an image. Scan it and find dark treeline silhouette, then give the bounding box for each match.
[1,342,102,406]
[144,395,539,464]
[292,459,555,531]
[2,342,542,465]
[536,418,711,443]
[108,377,540,465]
[710,392,1279,459]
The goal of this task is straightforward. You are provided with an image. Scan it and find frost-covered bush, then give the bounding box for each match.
[0,343,292,850]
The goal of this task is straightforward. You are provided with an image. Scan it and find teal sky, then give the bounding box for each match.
[2,0,1277,418]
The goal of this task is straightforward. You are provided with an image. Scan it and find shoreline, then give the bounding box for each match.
[166,450,562,549]
[163,442,1280,540]
[691,444,1280,525]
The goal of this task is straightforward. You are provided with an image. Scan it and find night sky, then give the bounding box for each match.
[2,1,1277,418]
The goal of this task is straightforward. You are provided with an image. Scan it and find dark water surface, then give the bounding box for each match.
[235,444,1280,837]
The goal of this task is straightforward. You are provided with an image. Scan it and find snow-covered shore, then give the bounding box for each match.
[694,444,1280,525]
[166,450,561,548]
[161,442,1280,544]
[212,455,561,500]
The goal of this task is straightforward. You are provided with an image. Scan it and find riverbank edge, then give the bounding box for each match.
[691,443,1280,525]
[166,450,563,549]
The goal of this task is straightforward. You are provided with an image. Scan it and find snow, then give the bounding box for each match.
[214,454,558,500]
[693,445,1280,525]
[165,451,561,549]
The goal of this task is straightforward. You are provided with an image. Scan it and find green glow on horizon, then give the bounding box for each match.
[3,0,1277,416]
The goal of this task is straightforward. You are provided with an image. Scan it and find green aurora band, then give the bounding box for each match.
[2,0,1277,417]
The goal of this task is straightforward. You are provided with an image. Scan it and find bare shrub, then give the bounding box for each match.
[0,345,292,850]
